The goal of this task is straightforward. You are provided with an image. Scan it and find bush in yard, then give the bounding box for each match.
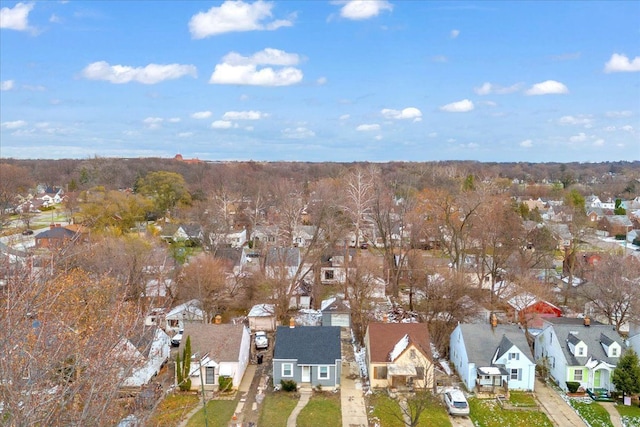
[281,379,297,392]
[567,381,581,393]
[219,376,233,392]
[612,348,640,397]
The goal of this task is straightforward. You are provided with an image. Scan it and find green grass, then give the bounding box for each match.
[147,393,200,427]
[297,392,342,427]
[617,403,640,427]
[258,392,299,427]
[186,398,238,427]
[368,391,451,427]
[469,397,553,427]
[569,399,613,427]
[509,391,537,407]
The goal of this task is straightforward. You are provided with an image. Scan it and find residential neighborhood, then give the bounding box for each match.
[1,159,639,427]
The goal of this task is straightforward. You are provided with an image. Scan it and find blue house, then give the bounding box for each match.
[272,325,341,389]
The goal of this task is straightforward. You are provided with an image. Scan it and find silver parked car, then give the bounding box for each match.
[443,389,469,416]
[254,331,268,349]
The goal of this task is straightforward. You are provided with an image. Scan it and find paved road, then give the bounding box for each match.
[534,379,586,426]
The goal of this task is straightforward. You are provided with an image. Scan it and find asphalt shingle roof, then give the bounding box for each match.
[367,323,432,363]
[273,326,341,364]
[181,323,246,362]
[458,324,533,366]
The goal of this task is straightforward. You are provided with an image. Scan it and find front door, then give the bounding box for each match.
[301,366,311,383]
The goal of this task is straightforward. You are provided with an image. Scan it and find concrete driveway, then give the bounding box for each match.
[534,379,586,426]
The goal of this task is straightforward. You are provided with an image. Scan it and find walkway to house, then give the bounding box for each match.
[340,328,369,427]
[534,378,586,427]
[286,388,313,427]
[600,401,623,427]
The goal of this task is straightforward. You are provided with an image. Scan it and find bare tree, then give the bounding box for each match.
[341,166,376,249]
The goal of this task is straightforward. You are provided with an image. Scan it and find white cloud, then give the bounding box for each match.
[558,115,593,127]
[168,117,181,123]
[245,126,254,131]
[282,127,315,139]
[337,0,393,20]
[450,29,460,38]
[374,135,383,141]
[316,76,327,85]
[209,48,303,86]
[603,126,617,132]
[525,80,569,95]
[1,120,27,129]
[621,125,634,132]
[189,0,294,38]
[211,120,235,129]
[440,99,474,113]
[222,110,268,120]
[1,80,15,91]
[431,55,448,63]
[339,114,350,120]
[605,110,632,118]
[593,139,605,147]
[192,111,212,119]
[460,142,479,149]
[428,132,438,138]
[604,53,640,73]
[178,132,194,138]
[479,100,497,107]
[49,13,61,23]
[520,139,533,148]
[474,82,522,95]
[381,107,422,121]
[0,2,34,31]
[143,117,163,129]
[569,132,587,142]
[356,123,381,131]
[82,61,197,84]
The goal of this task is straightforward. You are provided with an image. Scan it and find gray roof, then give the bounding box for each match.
[274,326,341,364]
[542,317,625,366]
[180,323,246,363]
[458,324,533,367]
[266,247,300,267]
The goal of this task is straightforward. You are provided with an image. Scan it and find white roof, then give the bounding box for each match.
[389,334,409,362]
[478,367,502,375]
[167,299,205,319]
[248,303,275,317]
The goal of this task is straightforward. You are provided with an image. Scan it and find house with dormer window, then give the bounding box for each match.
[534,317,625,393]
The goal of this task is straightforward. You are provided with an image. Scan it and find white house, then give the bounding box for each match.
[450,323,536,394]
[114,326,170,389]
[165,299,206,334]
[178,323,251,390]
[534,317,625,392]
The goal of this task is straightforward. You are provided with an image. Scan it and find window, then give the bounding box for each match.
[509,352,519,360]
[324,270,334,280]
[510,369,521,381]
[611,347,618,357]
[574,369,583,381]
[415,366,425,379]
[374,366,387,379]
[318,366,329,379]
[282,363,293,377]
[410,349,417,359]
[578,347,584,356]
[205,367,215,384]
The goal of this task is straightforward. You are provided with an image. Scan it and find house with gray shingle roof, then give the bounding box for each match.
[272,325,341,389]
[450,323,535,395]
[178,323,250,391]
[534,317,625,392]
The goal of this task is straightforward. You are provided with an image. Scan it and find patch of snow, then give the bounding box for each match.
[388,334,409,362]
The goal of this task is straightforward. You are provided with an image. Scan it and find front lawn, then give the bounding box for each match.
[509,391,538,407]
[469,397,553,427]
[186,398,238,427]
[258,392,299,427]
[568,399,613,427]
[368,391,451,427]
[297,392,342,427]
[617,404,640,427]
[147,393,200,427]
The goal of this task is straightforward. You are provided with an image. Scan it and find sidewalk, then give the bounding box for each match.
[286,388,313,427]
[534,379,586,427]
[340,328,368,427]
[600,401,623,427]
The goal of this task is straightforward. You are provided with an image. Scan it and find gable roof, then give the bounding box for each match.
[457,324,533,367]
[321,297,350,314]
[542,317,625,366]
[266,247,300,267]
[181,323,246,362]
[36,227,76,239]
[367,323,432,363]
[273,326,341,364]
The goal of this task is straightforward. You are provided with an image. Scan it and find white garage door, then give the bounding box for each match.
[332,314,350,327]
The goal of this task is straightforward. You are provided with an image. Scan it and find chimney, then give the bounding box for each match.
[490,313,498,328]
[214,314,222,324]
[289,317,295,328]
[50,223,55,230]
[584,316,590,327]
[383,313,388,323]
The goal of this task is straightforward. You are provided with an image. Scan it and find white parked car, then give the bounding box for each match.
[254,331,268,349]
[171,330,183,347]
[443,389,469,416]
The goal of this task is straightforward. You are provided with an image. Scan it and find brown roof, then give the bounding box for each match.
[367,322,433,363]
[181,323,246,362]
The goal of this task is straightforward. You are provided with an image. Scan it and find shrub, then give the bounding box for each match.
[219,376,233,392]
[566,381,581,393]
[281,379,297,392]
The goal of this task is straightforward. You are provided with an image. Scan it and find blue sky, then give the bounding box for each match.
[1,1,639,162]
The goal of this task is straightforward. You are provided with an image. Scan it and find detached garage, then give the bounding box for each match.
[248,304,277,332]
[321,297,351,328]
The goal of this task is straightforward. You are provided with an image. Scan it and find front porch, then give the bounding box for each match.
[476,367,509,398]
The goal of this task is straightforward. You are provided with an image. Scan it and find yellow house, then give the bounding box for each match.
[365,322,434,390]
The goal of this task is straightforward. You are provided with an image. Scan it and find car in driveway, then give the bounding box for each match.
[171,330,183,347]
[443,389,469,416]
[254,331,268,349]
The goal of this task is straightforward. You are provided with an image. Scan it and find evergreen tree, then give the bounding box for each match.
[612,348,640,396]
[180,336,192,391]
[176,351,183,389]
